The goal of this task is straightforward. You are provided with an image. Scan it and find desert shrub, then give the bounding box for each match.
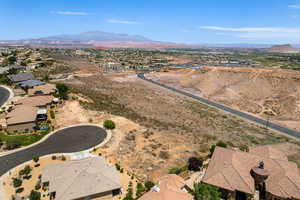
[51,155,57,160]
[33,157,39,163]
[61,155,66,161]
[50,110,55,119]
[159,151,170,160]
[115,163,121,171]
[209,141,227,157]
[13,178,22,188]
[168,167,182,175]
[15,187,24,193]
[144,181,155,191]
[103,120,116,130]
[188,157,203,171]
[29,190,41,200]
[35,182,41,190]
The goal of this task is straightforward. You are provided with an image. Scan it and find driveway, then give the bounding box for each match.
[0,125,107,176]
[0,86,10,107]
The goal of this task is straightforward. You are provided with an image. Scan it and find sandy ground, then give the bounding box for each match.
[3,155,70,200]
[146,68,300,132]
[3,154,139,200]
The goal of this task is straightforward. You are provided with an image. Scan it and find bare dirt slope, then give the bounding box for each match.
[148,67,300,131]
[62,73,300,178]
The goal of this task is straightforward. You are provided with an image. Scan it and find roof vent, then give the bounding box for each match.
[152,185,160,192]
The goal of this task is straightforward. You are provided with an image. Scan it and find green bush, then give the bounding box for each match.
[136,182,145,198]
[168,167,182,175]
[33,157,39,163]
[103,120,116,130]
[13,178,22,188]
[35,182,41,190]
[29,190,41,200]
[144,181,155,191]
[192,183,221,200]
[209,141,227,157]
[50,110,55,119]
[56,83,69,100]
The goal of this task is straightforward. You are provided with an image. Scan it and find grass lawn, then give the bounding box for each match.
[0,132,47,147]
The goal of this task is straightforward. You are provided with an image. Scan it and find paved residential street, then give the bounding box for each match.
[138,73,300,140]
[0,125,107,176]
[0,86,10,107]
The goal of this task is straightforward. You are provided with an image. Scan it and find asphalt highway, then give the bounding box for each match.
[138,73,300,140]
[0,86,10,107]
[0,125,107,176]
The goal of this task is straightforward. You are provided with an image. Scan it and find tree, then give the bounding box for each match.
[55,83,69,100]
[19,165,32,178]
[188,157,203,171]
[29,190,41,200]
[136,183,145,198]
[193,183,221,200]
[144,181,155,191]
[7,56,16,64]
[103,120,116,130]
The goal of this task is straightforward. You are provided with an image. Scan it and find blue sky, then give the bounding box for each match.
[1,0,300,44]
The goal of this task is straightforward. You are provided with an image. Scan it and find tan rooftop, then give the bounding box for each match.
[16,95,53,107]
[28,84,56,96]
[6,105,37,125]
[139,174,193,200]
[42,157,122,200]
[202,146,300,199]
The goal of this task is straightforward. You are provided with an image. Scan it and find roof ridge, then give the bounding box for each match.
[56,158,95,199]
[231,156,254,194]
[220,171,234,191]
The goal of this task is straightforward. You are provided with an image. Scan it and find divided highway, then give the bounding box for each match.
[0,125,107,176]
[137,73,300,140]
[0,86,10,107]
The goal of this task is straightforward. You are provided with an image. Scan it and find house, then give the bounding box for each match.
[15,95,53,108]
[7,72,34,83]
[139,174,193,200]
[6,105,37,133]
[202,146,300,200]
[17,79,45,88]
[28,84,57,96]
[41,157,122,200]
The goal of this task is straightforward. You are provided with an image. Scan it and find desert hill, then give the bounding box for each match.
[267,44,300,53]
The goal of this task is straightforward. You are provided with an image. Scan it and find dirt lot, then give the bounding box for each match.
[58,73,300,179]
[147,67,300,131]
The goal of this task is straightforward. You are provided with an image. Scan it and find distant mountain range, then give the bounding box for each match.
[0,31,201,49]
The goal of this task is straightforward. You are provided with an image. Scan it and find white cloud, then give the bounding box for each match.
[199,26,300,42]
[107,19,142,25]
[288,5,300,8]
[51,11,91,16]
[199,26,300,33]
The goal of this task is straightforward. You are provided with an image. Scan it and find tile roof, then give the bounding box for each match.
[202,146,300,199]
[7,72,34,83]
[6,105,37,125]
[28,84,56,96]
[140,174,193,200]
[16,95,53,107]
[42,157,122,200]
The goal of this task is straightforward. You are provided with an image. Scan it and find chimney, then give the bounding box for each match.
[250,161,269,188]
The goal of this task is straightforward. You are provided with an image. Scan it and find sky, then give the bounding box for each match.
[1,0,300,44]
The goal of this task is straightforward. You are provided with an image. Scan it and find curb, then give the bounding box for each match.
[0,124,106,157]
[0,85,14,109]
[0,125,112,199]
